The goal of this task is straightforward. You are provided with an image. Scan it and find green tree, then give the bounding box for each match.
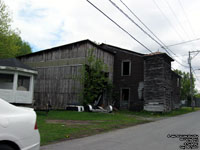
[80,49,112,105]
[0,0,31,58]
[195,93,200,98]
[174,69,197,100]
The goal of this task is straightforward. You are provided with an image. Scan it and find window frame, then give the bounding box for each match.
[17,74,31,91]
[121,60,131,76]
[0,73,14,90]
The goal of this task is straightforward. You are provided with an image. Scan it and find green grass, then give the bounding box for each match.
[37,111,148,145]
[37,107,200,145]
[119,107,200,117]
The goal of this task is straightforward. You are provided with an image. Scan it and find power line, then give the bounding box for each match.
[163,0,191,40]
[152,0,184,41]
[86,0,153,53]
[109,0,189,68]
[119,0,173,51]
[165,38,200,48]
[119,0,189,67]
[108,0,166,52]
[177,0,197,52]
[86,0,188,69]
[178,0,196,38]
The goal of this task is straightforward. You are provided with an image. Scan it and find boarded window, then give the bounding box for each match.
[0,73,14,90]
[17,75,30,91]
[122,89,130,101]
[122,61,131,76]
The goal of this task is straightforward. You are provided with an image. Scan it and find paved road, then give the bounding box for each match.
[41,111,200,150]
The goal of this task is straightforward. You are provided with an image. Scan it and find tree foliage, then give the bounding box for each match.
[174,69,198,100]
[195,93,200,98]
[0,0,31,58]
[80,49,112,105]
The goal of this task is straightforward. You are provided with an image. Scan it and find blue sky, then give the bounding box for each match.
[4,0,200,91]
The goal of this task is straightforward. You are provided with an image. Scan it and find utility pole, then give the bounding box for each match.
[188,50,200,110]
[188,51,194,110]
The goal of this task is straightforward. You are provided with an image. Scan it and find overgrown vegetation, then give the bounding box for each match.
[0,0,31,58]
[80,49,112,105]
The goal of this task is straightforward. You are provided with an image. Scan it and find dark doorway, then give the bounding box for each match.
[121,88,130,109]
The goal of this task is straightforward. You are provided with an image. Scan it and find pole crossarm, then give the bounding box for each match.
[189,50,200,53]
[189,50,200,60]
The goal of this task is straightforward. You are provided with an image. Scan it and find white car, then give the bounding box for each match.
[0,98,40,150]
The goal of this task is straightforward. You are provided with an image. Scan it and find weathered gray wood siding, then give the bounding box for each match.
[19,41,114,109]
[144,55,173,112]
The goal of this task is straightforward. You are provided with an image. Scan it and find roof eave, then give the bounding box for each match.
[0,66,38,75]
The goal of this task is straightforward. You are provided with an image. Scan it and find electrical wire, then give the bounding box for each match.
[108,0,189,68]
[163,0,191,40]
[178,0,196,38]
[165,38,200,48]
[86,0,188,70]
[152,0,184,41]
[86,0,153,53]
[119,0,190,67]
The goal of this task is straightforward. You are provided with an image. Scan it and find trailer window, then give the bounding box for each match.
[17,75,30,91]
[0,73,14,89]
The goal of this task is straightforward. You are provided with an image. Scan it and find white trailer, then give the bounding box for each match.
[0,58,37,104]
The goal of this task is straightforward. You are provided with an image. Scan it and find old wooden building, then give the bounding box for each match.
[143,52,181,112]
[19,40,114,109]
[17,39,181,112]
[100,44,144,111]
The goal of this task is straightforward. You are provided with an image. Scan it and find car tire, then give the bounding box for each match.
[0,144,15,150]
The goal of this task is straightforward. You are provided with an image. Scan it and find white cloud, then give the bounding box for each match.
[4,0,200,91]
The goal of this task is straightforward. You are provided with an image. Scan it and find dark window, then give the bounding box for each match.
[17,75,30,91]
[122,61,131,76]
[0,73,14,89]
[122,89,130,101]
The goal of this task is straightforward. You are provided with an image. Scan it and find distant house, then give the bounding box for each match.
[0,58,37,104]
[18,39,181,112]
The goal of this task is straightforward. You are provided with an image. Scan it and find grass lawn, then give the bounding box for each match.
[119,107,200,117]
[37,107,200,145]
